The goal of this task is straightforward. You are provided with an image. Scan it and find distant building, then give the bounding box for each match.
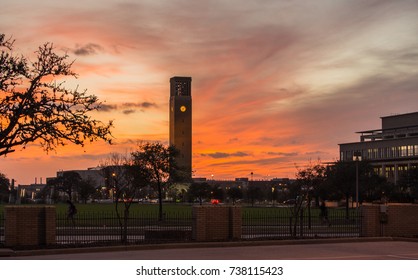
[169,76,192,179]
[56,167,105,187]
[192,177,293,194]
[339,112,418,183]
[16,183,46,203]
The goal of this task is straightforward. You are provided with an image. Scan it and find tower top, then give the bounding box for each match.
[170,76,192,97]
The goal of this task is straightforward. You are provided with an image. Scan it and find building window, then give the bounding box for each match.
[373,167,383,176]
[400,146,407,157]
[407,145,413,156]
[373,148,378,159]
[398,165,408,177]
[379,148,384,159]
[391,147,396,158]
[385,166,395,179]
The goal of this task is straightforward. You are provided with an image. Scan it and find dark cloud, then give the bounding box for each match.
[73,43,104,56]
[122,102,158,109]
[122,109,136,115]
[98,104,117,112]
[207,156,293,167]
[305,151,328,156]
[227,138,240,143]
[97,102,158,113]
[200,151,250,159]
[267,151,299,157]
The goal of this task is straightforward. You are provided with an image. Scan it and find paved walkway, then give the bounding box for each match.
[4,239,418,260]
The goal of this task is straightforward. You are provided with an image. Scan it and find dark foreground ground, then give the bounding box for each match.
[3,238,418,260]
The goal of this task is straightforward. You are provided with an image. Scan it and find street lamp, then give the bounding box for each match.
[353,151,362,210]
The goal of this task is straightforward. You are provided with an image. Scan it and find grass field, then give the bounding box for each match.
[0,202,192,215]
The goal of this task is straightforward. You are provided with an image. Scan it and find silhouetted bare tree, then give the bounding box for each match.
[0,33,112,156]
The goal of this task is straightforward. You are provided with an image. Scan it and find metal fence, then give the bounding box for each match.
[242,208,362,240]
[0,212,4,246]
[56,211,193,246]
[0,207,363,248]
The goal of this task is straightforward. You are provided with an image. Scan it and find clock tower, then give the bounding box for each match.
[169,76,192,179]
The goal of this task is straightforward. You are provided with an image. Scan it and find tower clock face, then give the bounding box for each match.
[180,105,187,112]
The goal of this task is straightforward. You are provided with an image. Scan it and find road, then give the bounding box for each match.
[5,240,418,260]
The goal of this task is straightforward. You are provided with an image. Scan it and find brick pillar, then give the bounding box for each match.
[229,206,242,239]
[5,206,56,247]
[385,204,418,237]
[361,204,380,237]
[192,205,242,241]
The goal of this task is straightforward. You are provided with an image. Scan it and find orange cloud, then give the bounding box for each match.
[1,0,418,184]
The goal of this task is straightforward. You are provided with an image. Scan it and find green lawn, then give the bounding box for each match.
[0,202,193,215]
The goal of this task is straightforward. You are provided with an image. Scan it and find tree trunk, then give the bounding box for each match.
[345,194,350,220]
[123,208,129,244]
[158,184,163,221]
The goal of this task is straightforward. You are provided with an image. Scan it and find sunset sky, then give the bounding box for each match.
[1,0,418,184]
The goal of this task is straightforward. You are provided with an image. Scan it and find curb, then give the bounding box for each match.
[0,248,15,257]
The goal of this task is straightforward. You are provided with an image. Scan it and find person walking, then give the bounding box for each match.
[320,201,331,226]
[66,200,77,225]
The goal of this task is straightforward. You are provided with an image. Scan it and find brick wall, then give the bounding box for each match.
[5,206,56,247]
[361,204,381,237]
[192,205,242,241]
[361,204,418,237]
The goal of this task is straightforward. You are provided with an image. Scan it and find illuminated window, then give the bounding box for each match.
[408,145,414,156]
[400,146,407,157]
[385,166,395,178]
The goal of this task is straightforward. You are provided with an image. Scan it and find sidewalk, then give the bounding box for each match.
[3,237,418,259]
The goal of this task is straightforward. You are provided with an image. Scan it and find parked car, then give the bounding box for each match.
[283,199,296,205]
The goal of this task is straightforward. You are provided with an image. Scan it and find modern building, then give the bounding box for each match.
[169,76,192,179]
[339,112,418,183]
[56,167,105,187]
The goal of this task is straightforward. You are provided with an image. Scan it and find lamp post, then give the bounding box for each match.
[353,152,362,210]
[111,172,117,202]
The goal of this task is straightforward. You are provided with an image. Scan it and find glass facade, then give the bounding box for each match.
[342,145,418,161]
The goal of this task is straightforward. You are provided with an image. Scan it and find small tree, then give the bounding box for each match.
[0,172,10,203]
[188,182,212,205]
[101,153,140,243]
[325,160,372,218]
[59,171,82,202]
[398,168,418,202]
[295,160,326,228]
[246,186,263,207]
[227,187,243,205]
[78,177,97,203]
[0,34,112,157]
[131,142,183,221]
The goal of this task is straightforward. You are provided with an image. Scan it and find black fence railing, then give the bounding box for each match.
[242,208,362,240]
[0,212,4,246]
[56,211,193,246]
[0,207,363,248]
